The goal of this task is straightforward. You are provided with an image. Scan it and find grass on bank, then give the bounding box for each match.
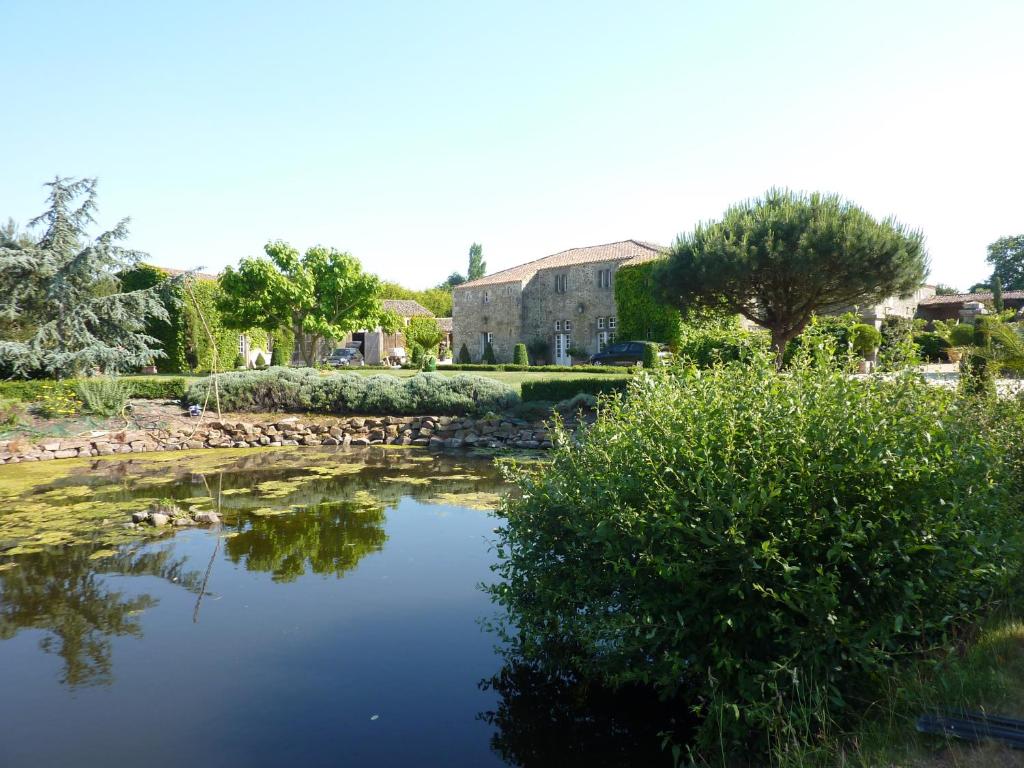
[781,610,1024,768]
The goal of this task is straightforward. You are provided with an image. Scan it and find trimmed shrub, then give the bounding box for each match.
[513,343,529,366]
[526,337,549,365]
[75,377,133,417]
[233,353,246,369]
[949,323,977,347]
[490,359,1022,759]
[521,377,628,403]
[443,363,632,375]
[458,343,471,364]
[423,355,437,372]
[0,377,187,403]
[270,341,288,366]
[483,342,497,364]
[640,342,659,369]
[914,332,951,362]
[850,323,882,357]
[254,352,268,368]
[185,367,518,415]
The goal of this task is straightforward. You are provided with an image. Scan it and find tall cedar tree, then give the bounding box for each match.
[468,243,486,281]
[218,241,400,366]
[656,189,928,365]
[0,177,174,377]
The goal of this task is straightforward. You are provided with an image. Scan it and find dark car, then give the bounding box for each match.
[588,341,670,366]
[324,347,364,367]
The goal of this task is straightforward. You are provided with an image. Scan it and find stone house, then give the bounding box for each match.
[452,240,666,364]
[916,290,1024,325]
[345,299,434,365]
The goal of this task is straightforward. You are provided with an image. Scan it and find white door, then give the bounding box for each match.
[554,333,572,366]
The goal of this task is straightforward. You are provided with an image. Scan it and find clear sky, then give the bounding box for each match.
[2,0,1021,290]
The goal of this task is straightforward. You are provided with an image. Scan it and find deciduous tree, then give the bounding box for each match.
[218,241,399,367]
[985,235,1024,291]
[655,189,928,365]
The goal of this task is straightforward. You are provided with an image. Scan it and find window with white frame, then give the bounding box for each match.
[554,273,568,293]
[554,320,561,331]
[597,268,611,289]
[486,331,494,343]
[238,334,246,354]
[598,331,610,351]
[564,319,572,332]
[608,316,617,330]
[597,317,605,330]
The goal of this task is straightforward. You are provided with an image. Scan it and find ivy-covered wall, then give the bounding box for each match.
[120,266,294,373]
[613,261,683,347]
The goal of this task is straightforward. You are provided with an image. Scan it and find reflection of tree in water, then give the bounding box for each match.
[480,644,692,768]
[0,545,203,688]
[225,500,388,582]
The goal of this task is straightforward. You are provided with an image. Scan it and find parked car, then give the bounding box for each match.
[324,347,364,367]
[588,341,670,366]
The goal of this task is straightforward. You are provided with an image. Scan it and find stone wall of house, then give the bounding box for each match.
[521,262,620,361]
[452,282,524,362]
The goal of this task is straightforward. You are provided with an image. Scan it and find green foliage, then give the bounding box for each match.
[949,323,978,347]
[483,342,497,364]
[934,283,961,295]
[380,282,453,317]
[655,189,928,361]
[75,377,132,417]
[520,377,628,403]
[33,382,81,418]
[0,177,174,377]
[984,234,1024,291]
[490,359,1022,759]
[468,243,486,281]
[676,314,770,368]
[406,316,445,364]
[254,352,268,368]
[959,349,995,398]
[186,368,518,415]
[640,341,659,369]
[614,261,682,347]
[993,276,1005,312]
[233,353,245,369]
[784,313,858,369]
[850,323,882,357]
[513,343,529,366]
[0,397,25,427]
[423,355,437,372]
[914,332,951,362]
[0,377,186,403]
[443,363,631,374]
[878,316,919,371]
[270,338,288,366]
[218,241,395,367]
[457,343,471,364]
[526,337,548,365]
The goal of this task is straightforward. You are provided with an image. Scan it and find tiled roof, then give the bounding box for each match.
[454,240,668,289]
[383,299,433,317]
[919,290,1024,306]
[436,317,453,332]
[147,265,219,282]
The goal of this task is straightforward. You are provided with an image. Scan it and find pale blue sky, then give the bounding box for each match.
[2,0,1021,290]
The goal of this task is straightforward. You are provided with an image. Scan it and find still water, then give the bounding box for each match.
[0,448,514,767]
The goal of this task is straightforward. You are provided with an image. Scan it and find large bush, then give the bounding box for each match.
[186,367,517,415]
[490,358,1021,759]
[676,315,770,367]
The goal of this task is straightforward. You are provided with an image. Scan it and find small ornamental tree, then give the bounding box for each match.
[641,342,659,368]
[218,241,400,367]
[851,323,882,358]
[270,339,288,366]
[513,343,529,366]
[483,341,497,364]
[0,177,175,377]
[655,189,928,366]
[457,343,471,363]
[405,316,445,365]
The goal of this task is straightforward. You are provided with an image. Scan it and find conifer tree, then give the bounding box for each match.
[0,178,175,377]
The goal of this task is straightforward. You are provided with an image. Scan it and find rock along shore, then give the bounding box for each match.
[0,414,554,465]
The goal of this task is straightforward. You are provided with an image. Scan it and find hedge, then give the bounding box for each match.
[614,260,682,347]
[186,367,518,415]
[0,377,188,402]
[520,377,628,403]
[442,363,633,375]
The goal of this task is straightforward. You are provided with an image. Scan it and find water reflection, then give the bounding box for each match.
[0,544,202,687]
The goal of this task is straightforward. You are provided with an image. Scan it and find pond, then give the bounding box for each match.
[0,447,676,767]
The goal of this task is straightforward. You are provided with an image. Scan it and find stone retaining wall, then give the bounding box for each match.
[0,414,554,464]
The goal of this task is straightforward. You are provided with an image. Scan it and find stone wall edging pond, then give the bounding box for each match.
[0,414,554,464]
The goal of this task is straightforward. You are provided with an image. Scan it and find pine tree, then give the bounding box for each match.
[0,177,175,378]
